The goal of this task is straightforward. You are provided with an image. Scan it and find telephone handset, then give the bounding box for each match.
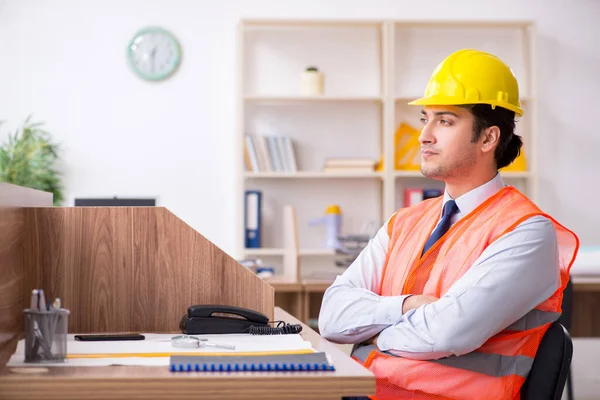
[179,304,301,335]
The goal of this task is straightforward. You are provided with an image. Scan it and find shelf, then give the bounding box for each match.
[244,248,336,256]
[300,249,336,256]
[242,19,385,29]
[244,95,382,103]
[500,171,531,178]
[394,96,424,103]
[393,170,425,178]
[393,170,530,179]
[244,248,284,256]
[244,171,383,179]
[241,19,532,29]
[262,277,304,292]
[393,20,534,29]
[303,279,336,292]
[261,277,336,293]
[394,96,532,104]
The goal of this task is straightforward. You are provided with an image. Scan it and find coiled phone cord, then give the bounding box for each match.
[246,320,303,335]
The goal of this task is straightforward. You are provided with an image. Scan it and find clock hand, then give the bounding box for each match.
[150,47,157,73]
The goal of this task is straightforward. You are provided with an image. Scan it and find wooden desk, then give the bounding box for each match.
[571,276,600,337]
[572,276,600,292]
[0,307,375,400]
[264,278,304,321]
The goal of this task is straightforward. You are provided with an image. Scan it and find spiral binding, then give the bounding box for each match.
[246,321,302,335]
[169,352,335,373]
[169,362,335,373]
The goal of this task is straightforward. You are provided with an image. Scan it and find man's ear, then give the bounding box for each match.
[480,126,500,154]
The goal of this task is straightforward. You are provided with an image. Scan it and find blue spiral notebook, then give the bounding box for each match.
[169,352,335,372]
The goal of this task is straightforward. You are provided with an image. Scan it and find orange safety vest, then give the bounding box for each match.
[352,186,579,400]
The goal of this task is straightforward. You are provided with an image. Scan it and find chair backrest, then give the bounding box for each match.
[558,278,573,330]
[521,321,573,400]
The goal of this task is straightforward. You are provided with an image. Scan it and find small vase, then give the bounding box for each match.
[301,66,324,96]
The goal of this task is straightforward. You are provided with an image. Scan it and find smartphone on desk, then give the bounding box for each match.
[74,333,145,341]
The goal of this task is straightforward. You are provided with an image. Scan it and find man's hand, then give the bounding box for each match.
[364,333,379,346]
[402,294,438,314]
[360,295,438,347]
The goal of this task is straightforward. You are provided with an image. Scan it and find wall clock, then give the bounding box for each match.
[127,27,181,81]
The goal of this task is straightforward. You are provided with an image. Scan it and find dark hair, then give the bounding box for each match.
[468,104,522,169]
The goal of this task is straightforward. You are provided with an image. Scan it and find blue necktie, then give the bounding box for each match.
[422,200,459,256]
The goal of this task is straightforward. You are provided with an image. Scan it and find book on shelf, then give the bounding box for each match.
[244,190,262,248]
[322,157,377,173]
[245,134,297,173]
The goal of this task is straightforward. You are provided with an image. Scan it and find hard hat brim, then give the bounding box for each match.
[408,96,523,117]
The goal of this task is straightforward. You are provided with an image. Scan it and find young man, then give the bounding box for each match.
[318,49,579,399]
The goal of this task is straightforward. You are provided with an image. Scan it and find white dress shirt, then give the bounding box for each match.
[318,173,560,360]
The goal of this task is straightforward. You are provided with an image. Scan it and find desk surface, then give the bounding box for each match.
[572,275,600,292]
[0,307,375,400]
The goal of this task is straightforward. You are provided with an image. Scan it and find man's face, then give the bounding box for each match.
[418,105,479,181]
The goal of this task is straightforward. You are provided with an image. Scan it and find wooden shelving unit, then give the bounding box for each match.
[244,171,384,179]
[245,248,335,257]
[236,18,537,321]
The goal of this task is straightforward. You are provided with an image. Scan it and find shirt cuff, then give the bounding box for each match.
[374,294,412,326]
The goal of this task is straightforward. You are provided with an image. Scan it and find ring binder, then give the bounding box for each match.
[169,352,335,373]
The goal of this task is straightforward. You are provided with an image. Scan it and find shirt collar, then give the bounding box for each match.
[441,173,506,219]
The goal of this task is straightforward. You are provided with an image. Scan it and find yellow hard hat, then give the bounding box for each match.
[408,49,523,117]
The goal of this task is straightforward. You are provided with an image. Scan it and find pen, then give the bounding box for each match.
[48,298,62,347]
[30,289,39,310]
[38,289,47,311]
[200,341,236,351]
[170,335,236,350]
[159,336,207,343]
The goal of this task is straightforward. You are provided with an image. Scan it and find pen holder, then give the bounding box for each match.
[24,308,70,363]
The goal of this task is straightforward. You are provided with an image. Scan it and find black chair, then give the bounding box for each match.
[558,278,574,400]
[520,320,573,400]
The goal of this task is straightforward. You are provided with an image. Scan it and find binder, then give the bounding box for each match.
[169,352,335,372]
[404,188,423,207]
[423,188,443,200]
[245,190,262,248]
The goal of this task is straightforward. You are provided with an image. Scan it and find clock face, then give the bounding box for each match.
[127,27,181,81]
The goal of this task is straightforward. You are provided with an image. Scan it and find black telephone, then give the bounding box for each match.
[179,304,302,335]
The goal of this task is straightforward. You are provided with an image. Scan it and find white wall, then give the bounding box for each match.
[0,0,598,256]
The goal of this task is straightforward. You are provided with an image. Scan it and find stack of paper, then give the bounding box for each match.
[323,158,377,173]
[7,333,314,367]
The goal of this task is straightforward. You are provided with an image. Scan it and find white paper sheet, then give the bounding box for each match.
[7,356,171,367]
[7,333,314,367]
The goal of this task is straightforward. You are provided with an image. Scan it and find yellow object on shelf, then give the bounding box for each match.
[326,205,341,215]
[375,156,384,171]
[394,123,421,171]
[500,146,527,172]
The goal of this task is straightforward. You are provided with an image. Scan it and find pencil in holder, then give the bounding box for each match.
[24,308,70,363]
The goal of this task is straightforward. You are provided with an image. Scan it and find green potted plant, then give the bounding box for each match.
[0,116,64,205]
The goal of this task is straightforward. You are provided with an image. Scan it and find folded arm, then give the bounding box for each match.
[376,216,560,360]
[318,218,412,344]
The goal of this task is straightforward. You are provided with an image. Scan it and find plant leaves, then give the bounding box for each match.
[0,118,64,205]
